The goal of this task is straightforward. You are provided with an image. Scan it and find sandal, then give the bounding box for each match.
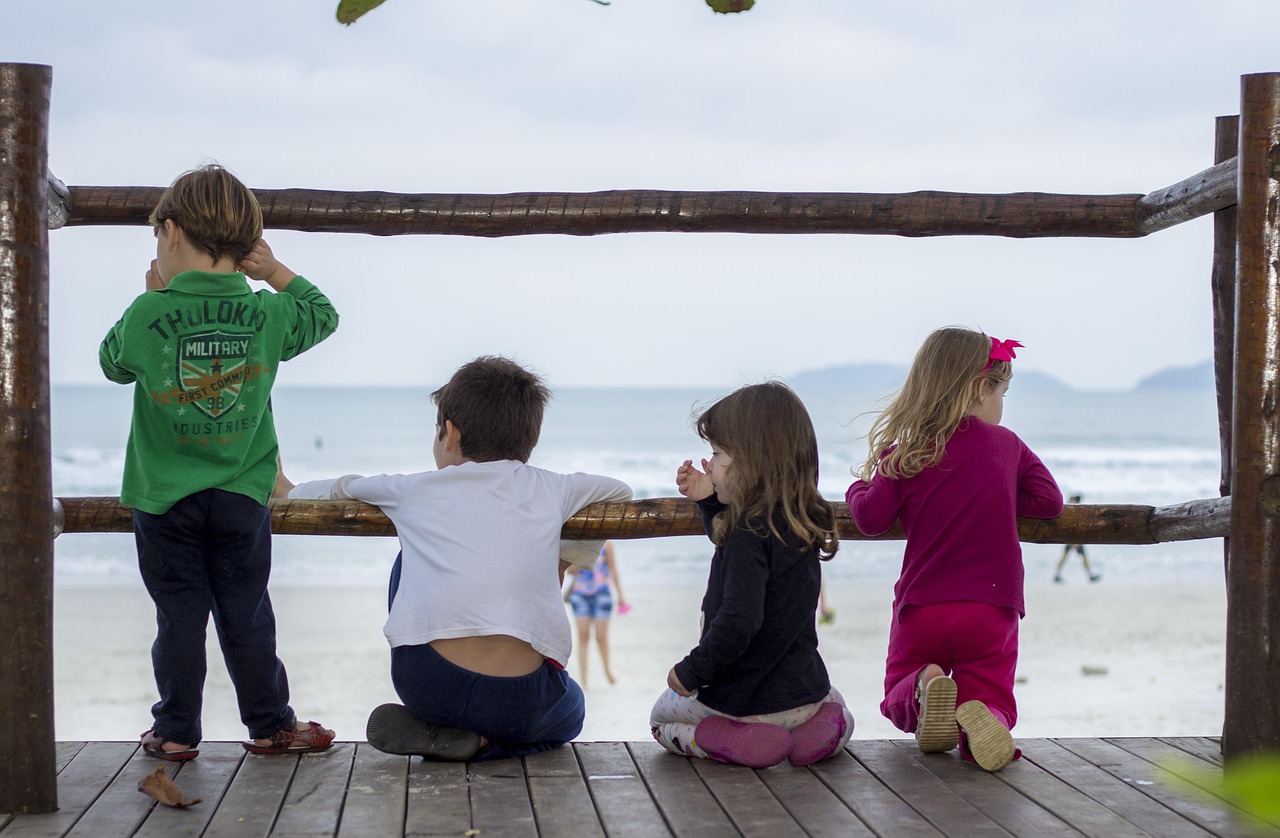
[243,720,336,755]
[140,729,199,762]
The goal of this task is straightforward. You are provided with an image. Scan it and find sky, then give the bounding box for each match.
[5,0,1280,391]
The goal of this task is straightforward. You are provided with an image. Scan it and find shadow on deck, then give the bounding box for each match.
[1,737,1271,837]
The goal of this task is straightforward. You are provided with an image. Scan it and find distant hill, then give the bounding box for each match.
[789,363,1072,392]
[791,359,1217,393]
[788,362,907,392]
[1135,359,1215,390]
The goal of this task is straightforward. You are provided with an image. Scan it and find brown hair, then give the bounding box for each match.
[432,356,550,463]
[148,164,262,265]
[859,326,1012,481]
[697,381,838,560]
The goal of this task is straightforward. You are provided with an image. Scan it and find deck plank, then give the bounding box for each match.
[1024,739,1212,837]
[336,745,408,838]
[134,743,245,838]
[2,742,137,838]
[691,759,804,837]
[1104,737,1280,833]
[991,742,1150,837]
[575,742,671,838]
[0,737,1242,837]
[404,759,469,837]
[273,744,355,836]
[628,741,738,837]
[848,740,1013,837]
[811,747,944,836]
[525,747,605,838]
[890,741,1079,837]
[62,745,161,838]
[53,743,83,775]
[1158,737,1224,769]
[203,748,300,837]
[469,756,538,838]
[757,761,874,837]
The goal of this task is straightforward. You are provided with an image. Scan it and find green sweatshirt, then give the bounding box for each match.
[99,270,339,514]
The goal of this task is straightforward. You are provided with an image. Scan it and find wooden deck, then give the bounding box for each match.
[0,737,1272,837]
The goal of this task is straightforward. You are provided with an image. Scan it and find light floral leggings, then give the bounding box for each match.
[649,687,854,761]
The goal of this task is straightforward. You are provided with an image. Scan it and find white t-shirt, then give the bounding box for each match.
[289,461,632,666]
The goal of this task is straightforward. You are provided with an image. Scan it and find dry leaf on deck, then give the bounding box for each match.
[138,766,203,808]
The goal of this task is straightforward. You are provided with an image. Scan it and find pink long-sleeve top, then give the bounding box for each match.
[846,418,1063,620]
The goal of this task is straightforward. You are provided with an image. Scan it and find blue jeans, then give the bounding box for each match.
[388,552,585,760]
[134,489,296,744]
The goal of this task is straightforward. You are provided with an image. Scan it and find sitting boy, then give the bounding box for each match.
[281,356,632,760]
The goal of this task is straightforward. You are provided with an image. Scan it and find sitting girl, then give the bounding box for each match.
[650,382,853,768]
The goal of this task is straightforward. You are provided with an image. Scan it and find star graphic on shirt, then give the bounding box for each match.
[177,406,186,416]
[236,403,246,413]
[161,345,172,355]
[163,378,174,387]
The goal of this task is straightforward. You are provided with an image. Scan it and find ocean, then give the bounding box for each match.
[50,384,1225,588]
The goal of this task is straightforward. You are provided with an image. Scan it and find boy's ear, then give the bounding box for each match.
[443,419,463,453]
[161,219,184,250]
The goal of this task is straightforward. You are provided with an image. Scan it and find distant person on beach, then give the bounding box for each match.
[99,164,340,761]
[650,382,854,768]
[848,328,1063,772]
[819,573,836,625]
[283,356,632,761]
[1054,494,1101,583]
[563,541,627,688]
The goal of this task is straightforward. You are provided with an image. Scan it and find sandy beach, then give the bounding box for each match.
[53,572,1227,746]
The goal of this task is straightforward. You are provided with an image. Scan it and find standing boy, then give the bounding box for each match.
[283,356,632,760]
[100,164,339,759]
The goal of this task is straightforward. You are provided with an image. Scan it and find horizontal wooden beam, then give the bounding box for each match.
[1135,156,1239,234]
[58,185,1150,239]
[56,495,1231,545]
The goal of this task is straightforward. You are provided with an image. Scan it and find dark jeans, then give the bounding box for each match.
[387,552,585,760]
[134,488,296,744]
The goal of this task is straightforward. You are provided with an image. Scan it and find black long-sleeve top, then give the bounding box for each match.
[672,496,832,716]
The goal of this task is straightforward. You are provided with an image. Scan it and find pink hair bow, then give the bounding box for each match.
[982,337,1023,371]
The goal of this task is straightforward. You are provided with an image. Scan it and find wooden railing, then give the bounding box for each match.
[55,496,1232,545]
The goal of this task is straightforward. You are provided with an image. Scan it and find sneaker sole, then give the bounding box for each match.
[694,716,793,768]
[916,676,959,753]
[789,703,849,766]
[365,704,481,761]
[956,700,1015,772]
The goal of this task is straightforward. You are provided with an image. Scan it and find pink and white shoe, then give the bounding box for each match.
[694,716,793,768]
[788,703,849,766]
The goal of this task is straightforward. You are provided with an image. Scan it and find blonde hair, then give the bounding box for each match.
[149,164,263,265]
[697,382,838,560]
[859,327,1012,481]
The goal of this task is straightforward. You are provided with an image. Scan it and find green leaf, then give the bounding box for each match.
[336,0,388,26]
[705,0,755,13]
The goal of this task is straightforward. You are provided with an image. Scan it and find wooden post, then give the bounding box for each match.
[1225,73,1280,758]
[1213,115,1239,582]
[0,63,57,813]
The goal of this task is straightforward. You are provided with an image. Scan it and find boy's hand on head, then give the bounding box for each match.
[676,459,714,502]
[238,239,297,291]
[667,667,694,697]
[145,259,167,291]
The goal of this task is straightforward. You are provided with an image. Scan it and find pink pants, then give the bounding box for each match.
[881,600,1019,737]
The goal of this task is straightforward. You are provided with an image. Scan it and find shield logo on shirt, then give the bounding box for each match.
[178,330,251,419]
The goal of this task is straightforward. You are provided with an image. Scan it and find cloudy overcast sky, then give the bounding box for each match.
[6,1,1279,390]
